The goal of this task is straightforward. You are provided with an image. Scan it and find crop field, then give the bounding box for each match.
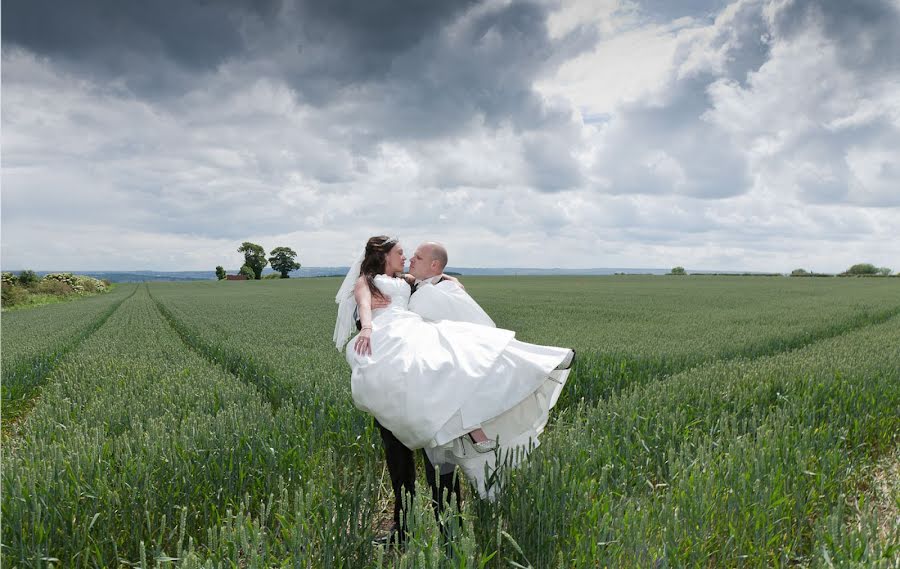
[2,276,899,568]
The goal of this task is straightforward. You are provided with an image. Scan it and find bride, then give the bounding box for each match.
[335,235,573,498]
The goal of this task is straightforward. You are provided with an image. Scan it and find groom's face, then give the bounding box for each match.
[409,245,439,280]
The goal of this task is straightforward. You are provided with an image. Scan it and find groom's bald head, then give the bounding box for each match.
[423,242,448,271]
[409,241,448,279]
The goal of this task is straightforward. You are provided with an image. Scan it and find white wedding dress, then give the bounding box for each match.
[346,274,571,498]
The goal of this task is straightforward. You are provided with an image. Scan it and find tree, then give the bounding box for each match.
[791,268,810,277]
[844,263,879,276]
[215,266,226,280]
[239,265,256,280]
[670,266,687,275]
[878,267,892,276]
[18,270,40,288]
[268,246,301,278]
[237,242,267,280]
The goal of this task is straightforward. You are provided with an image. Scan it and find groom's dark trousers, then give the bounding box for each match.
[375,419,461,540]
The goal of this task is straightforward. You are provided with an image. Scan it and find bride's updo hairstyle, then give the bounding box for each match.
[360,235,398,300]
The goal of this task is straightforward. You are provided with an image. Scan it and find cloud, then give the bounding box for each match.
[576,0,771,199]
[567,0,900,211]
[772,0,900,75]
[702,0,900,207]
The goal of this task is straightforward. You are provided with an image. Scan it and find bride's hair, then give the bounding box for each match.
[360,235,398,300]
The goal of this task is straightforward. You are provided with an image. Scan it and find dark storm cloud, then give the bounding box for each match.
[1,0,279,71]
[2,0,593,192]
[279,0,597,190]
[1,0,480,99]
[0,0,491,98]
[254,0,486,105]
[289,0,481,77]
[353,1,594,137]
[772,0,900,74]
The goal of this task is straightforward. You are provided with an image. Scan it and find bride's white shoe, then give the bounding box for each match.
[468,433,498,453]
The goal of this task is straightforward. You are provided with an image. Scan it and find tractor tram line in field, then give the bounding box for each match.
[558,303,900,412]
[1,284,139,437]
[149,287,285,412]
[4,286,271,566]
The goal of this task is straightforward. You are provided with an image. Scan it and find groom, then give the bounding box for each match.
[362,241,463,546]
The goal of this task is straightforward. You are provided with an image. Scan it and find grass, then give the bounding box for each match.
[1,292,72,311]
[2,276,898,567]
[1,285,136,433]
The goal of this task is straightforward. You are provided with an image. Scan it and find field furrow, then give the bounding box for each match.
[559,302,900,409]
[150,289,285,410]
[1,285,137,430]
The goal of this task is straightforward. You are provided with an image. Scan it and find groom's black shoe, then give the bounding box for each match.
[372,524,406,549]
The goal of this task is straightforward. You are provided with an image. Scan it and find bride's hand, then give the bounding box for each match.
[355,328,373,355]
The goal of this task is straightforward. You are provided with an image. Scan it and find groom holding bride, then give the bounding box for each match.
[334,236,574,546]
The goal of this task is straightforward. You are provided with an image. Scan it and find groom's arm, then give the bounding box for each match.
[410,278,494,327]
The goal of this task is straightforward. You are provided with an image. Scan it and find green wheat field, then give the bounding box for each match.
[2,276,899,568]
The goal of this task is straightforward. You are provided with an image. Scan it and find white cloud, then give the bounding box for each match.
[536,17,692,117]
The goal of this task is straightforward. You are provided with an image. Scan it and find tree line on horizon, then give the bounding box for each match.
[666,263,893,277]
[216,242,300,281]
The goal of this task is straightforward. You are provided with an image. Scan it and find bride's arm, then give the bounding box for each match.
[353,277,374,356]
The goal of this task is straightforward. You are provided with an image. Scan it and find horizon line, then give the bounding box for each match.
[0,266,809,274]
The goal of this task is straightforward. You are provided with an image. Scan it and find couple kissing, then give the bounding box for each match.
[334,236,574,545]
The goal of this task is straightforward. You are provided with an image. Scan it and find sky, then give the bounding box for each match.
[2,0,898,273]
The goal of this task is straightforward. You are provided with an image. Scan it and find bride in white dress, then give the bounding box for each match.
[334,236,573,498]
